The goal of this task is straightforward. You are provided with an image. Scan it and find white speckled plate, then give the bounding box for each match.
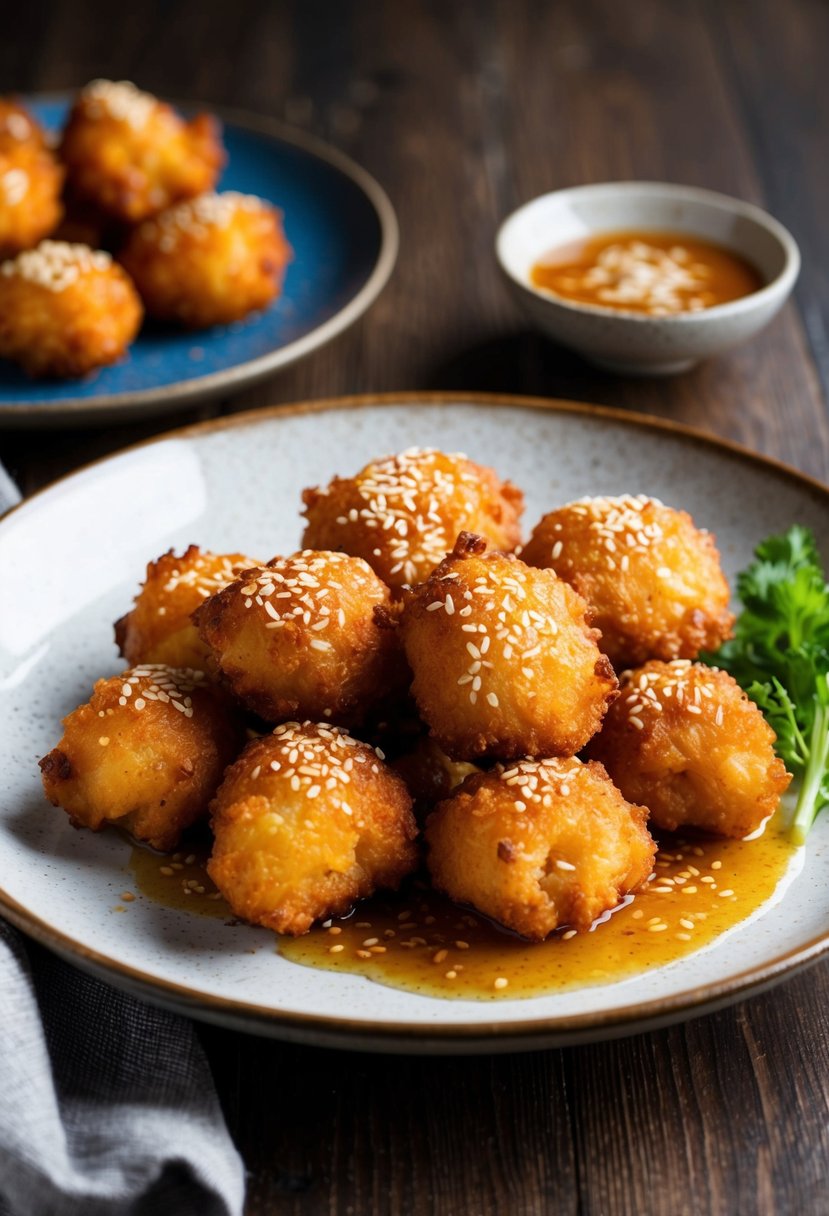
[2,393,828,1054]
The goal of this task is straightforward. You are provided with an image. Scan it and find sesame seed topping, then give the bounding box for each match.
[317,448,483,585]
[137,191,270,248]
[115,664,204,718]
[1,240,112,292]
[81,79,156,128]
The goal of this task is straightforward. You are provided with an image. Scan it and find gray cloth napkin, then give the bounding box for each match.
[0,465,245,1216]
[0,924,245,1216]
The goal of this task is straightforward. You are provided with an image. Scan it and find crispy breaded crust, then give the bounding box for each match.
[120,191,290,328]
[521,495,734,669]
[0,242,142,378]
[60,81,224,223]
[301,447,524,592]
[116,545,255,672]
[400,533,617,761]
[208,722,419,935]
[587,660,792,838]
[39,664,245,850]
[194,550,407,727]
[426,756,655,940]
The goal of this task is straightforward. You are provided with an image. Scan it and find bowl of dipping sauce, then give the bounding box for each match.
[496,182,800,375]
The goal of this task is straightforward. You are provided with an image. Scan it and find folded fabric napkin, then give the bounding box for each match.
[0,468,245,1216]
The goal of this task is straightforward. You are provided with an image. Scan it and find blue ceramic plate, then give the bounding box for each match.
[0,97,398,428]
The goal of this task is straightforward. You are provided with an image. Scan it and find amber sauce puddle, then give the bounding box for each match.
[530,229,764,315]
[128,823,798,1001]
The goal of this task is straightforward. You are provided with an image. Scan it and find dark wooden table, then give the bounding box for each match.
[3,1,829,1211]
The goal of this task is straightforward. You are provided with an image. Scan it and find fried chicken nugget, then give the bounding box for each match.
[521,495,734,670]
[0,241,142,378]
[115,546,256,673]
[208,722,419,935]
[193,550,406,726]
[587,660,791,839]
[39,665,245,851]
[60,80,223,223]
[120,191,290,328]
[400,533,617,761]
[426,757,655,940]
[0,100,63,257]
[301,446,524,592]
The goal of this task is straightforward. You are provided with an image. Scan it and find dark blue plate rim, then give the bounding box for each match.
[0,96,398,425]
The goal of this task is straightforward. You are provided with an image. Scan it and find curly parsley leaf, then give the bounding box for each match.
[704,525,829,843]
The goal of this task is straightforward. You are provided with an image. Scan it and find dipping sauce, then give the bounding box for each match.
[127,822,798,1002]
[530,230,764,316]
[280,824,797,1000]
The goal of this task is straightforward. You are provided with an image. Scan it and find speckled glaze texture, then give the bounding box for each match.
[496,183,800,375]
[1,396,827,1053]
[0,99,397,427]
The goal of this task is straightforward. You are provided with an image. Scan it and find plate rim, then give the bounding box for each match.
[3,390,829,1050]
[0,96,399,424]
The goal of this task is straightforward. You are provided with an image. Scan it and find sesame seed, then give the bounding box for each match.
[1,240,112,292]
[493,977,509,990]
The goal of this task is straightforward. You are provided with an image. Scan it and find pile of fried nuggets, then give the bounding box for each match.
[0,81,290,378]
[40,448,792,943]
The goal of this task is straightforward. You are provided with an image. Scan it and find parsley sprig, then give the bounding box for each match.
[708,525,829,843]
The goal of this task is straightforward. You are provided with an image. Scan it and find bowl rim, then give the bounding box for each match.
[495,180,801,325]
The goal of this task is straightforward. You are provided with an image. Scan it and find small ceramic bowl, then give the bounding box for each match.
[496,182,800,375]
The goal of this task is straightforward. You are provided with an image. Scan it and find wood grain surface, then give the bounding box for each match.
[3,2,829,1212]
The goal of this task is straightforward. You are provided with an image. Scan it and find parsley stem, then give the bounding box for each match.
[791,693,829,845]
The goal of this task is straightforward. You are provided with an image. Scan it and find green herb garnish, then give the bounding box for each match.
[707,524,829,843]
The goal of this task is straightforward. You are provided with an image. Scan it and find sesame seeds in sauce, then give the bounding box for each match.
[81,79,157,129]
[332,448,479,585]
[237,551,373,651]
[277,822,794,1000]
[1,241,112,292]
[621,660,721,730]
[116,664,204,718]
[141,192,268,251]
[246,722,385,813]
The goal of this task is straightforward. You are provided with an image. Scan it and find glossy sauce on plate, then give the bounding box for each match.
[129,823,797,1001]
[530,230,763,316]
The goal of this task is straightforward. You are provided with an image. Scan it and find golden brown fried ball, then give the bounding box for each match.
[194,550,405,726]
[0,241,142,378]
[426,756,655,940]
[400,532,617,762]
[39,664,245,851]
[0,99,64,256]
[115,545,256,673]
[521,495,734,670]
[587,660,791,839]
[301,446,524,593]
[60,79,223,223]
[120,191,290,328]
[208,721,419,935]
